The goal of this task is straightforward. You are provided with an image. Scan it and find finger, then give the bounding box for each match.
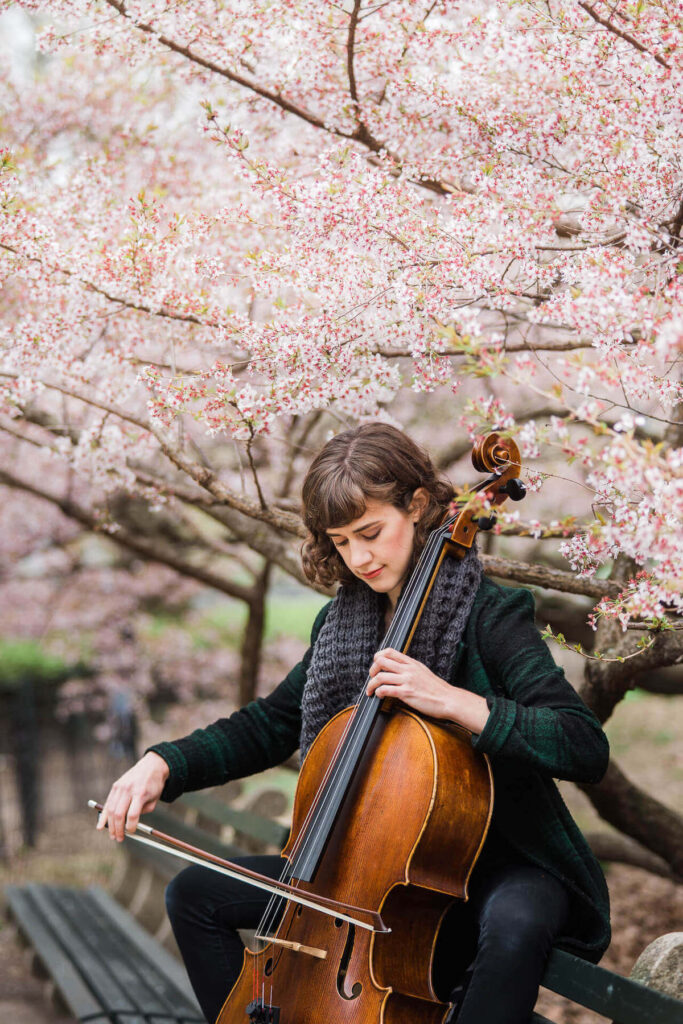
[96,786,116,827]
[367,671,403,695]
[374,647,408,660]
[125,794,144,835]
[372,683,410,701]
[110,794,132,842]
[371,654,398,675]
[374,649,412,669]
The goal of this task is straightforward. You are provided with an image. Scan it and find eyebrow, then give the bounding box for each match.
[326,520,383,538]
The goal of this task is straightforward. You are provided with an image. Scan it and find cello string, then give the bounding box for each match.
[253,518,453,948]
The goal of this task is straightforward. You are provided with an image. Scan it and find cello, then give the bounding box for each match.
[92,431,526,1024]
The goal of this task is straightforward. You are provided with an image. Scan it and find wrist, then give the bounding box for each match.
[145,750,170,782]
[445,687,490,734]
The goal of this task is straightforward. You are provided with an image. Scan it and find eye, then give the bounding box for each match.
[332,530,380,548]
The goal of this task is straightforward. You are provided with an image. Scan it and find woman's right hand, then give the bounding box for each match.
[97,750,170,842]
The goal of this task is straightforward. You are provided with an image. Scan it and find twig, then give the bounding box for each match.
[578,1,671,70]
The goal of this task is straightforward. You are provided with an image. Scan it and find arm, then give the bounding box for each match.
[471,585,609,784]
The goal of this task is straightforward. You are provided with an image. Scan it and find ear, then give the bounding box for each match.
[408,487,429,522]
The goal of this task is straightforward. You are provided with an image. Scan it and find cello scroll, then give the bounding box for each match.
[447,432,526,555]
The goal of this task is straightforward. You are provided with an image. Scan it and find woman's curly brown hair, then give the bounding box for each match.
[301,424,455,587]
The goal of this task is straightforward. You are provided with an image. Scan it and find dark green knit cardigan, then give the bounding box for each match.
[150,577,611,962]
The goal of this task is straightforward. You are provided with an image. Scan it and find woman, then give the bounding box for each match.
[98,423,610,1024]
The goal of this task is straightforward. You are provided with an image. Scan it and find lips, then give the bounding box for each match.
[361,567,383,579]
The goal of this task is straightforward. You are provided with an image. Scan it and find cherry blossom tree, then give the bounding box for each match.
[0,1,681,878]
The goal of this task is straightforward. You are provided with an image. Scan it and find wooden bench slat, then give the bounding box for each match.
[50,887,185,1020]
[146,805,250,860]
[86,887,202,1016]
[5,885,109,1023]
[543,949,683,1024]
[180,791,289,848]
[25,884,146,1023]
[116,832,184,881]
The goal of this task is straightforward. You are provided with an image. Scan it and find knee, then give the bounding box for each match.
[165,865,202,924]
[478,904,556,966]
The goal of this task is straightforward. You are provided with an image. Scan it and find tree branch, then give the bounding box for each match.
[0,467,255,602]
[481,554,621,600]
[578,627,683,722]
[375,337,594,357]
[131,467,326,590]
[100,0,451,196]
[0,242,224,331]
[102,0,338,137]
[583,830,676,881]
[0,375,303,535]
[347,1,363,106]
[669,196,683,248]
[344,0,384,151]
[579,760,683,881]
[578,2,671,70]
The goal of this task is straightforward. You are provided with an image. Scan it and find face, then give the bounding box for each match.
[325,494,426,609]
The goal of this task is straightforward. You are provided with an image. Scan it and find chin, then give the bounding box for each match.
[365,577,394,593]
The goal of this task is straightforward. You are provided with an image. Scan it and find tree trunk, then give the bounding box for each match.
[238,561,273,706]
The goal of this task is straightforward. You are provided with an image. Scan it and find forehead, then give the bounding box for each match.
[325,499,398,535]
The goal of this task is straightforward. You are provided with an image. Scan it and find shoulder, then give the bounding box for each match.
[471,575,535,623]
[310,598,334,644]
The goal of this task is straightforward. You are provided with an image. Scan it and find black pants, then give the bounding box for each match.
[165,854,569,1024]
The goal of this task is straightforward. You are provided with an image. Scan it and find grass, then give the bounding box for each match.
[180,593,329,649]
[0,640,69,691]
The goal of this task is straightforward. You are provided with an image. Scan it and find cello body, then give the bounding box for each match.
[216,702,493,1024]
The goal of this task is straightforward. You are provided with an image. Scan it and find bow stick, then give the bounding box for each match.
[88,801,388,934]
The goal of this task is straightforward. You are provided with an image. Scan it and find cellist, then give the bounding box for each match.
[97,423,611,1024]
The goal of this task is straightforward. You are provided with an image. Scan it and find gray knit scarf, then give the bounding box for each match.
[300,546,483,756]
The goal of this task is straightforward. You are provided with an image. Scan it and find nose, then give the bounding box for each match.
[347,540,373,570]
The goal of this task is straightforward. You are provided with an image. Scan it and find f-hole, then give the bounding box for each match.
[336,924,362,1000]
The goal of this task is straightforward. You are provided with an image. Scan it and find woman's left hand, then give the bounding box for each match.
[366,648,490,733]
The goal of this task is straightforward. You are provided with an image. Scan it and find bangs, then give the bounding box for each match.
[310,468,395,533]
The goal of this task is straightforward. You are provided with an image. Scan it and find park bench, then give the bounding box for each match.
[5,780,683,1024]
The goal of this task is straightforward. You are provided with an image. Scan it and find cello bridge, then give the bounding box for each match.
[253,934,327,959]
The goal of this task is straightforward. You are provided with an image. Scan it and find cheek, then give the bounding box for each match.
[383,521,414,558]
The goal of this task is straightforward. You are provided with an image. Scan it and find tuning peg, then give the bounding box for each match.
[499,478,526,501]
[472,515,497,531]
